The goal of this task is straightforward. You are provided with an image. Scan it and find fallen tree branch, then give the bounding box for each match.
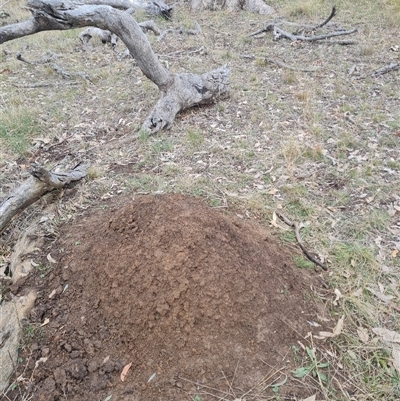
[310,5,336,30]
[141,64,230,134]
[138,20,161,36]
[371,62,399,77]
[79,27,118,46]
[0,0,229,134]
[248,23,274,37]
[0,163,87,234]
[273,26,357,42]
[70,0,172,18]
[248,7,357,44]
[275,212,328,271]
[16,51,91,82]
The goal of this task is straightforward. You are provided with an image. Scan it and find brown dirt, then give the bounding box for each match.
[10,194,326,401]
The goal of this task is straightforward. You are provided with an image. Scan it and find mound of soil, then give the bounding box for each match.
[12,194,324,400]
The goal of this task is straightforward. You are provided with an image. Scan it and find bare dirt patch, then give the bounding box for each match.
[9,194,325,401]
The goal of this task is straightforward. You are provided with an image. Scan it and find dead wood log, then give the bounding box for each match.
[79,20,161,47]
[190,0,275,15]
[0,0,229,134]
[73,0,172,18]
[79,27,119,47]
[0,163,87,234]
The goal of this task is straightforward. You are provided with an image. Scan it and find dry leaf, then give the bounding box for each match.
[47,253,57,264]
[40,318,50,327]
[367,287,393,303]
[48,289,57,299]
[392,345,400,376]
[333,288,342,306]
[357,327,369,343]
[318,315,344,339]
[120,362,132,382]
[270,211,285,230]
[333,315,345,336]
[372,327,400,343]
[35,357,48,368]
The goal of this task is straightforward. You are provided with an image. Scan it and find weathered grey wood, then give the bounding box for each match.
[273,26,358,42]
[141,65,230,134]
[0,164,87,234]
[0,0,230,134]
[84,0,173,18]
[79,27,119,46]
[1,0,172,89]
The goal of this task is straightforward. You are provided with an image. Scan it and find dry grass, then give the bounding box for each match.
[1,0,400,399]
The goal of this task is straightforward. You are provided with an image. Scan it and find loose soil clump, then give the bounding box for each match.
[10,194,324,400]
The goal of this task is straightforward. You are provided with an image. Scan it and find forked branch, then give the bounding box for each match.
[0,164,87,234]
[0,0,229,134]
[249,7,357,44]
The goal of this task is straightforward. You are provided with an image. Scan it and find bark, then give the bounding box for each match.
[0,0,229,134]
[0,164,87,234]
[65,0,173,18]
[142,65,230,134]
[190,0,275,14]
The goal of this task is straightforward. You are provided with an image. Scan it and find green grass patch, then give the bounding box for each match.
[333,242,376,271]
[0,107,40,154]
[292,255,315,269]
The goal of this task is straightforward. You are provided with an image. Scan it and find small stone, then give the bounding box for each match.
[63,343,72,352]
[70,350,81,359]
[53,367,66,386]
[67,359,87,379]
[87,360,99,373]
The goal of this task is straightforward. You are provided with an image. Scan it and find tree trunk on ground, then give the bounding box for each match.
[0,0,229,135]
[0,164,87,234]
[190,0,275,14]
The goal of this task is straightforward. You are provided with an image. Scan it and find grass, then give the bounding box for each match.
[1,0,400,399]
[0,107,41,155]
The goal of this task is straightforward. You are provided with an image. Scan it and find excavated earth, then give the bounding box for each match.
[8,194,326,401]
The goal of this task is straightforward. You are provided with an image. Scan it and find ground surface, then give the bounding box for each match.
[1,0,400,400]
[11,194,322,400]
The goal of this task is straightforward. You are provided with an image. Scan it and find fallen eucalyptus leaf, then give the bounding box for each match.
[120,362,132,382]
[47,253,57,264]
[372,327,400,343]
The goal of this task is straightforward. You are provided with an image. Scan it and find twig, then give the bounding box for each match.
[16,52,91,82]
[275,212,328,271]
[313,6,336,30]
[324,40,358,46]
[249,8,356,44]
[50,63,91,83]
[273,26,357,42]
[248,23,274,37]
[11,81,79,88]
[371,62,399,77]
